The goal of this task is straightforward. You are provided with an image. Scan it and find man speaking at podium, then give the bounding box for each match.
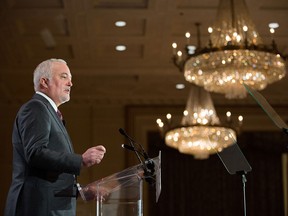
[4,59,106,216]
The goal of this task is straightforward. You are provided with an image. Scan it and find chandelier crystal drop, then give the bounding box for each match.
[172,0,286,99]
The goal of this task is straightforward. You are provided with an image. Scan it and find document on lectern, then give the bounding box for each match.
[243,83,288,131]
[208,131,252,175]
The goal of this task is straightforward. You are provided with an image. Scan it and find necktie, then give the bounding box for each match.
[57,109,63,121]
[57,110,66,126]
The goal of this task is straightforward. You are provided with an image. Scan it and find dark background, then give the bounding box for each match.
[147,131,287,216]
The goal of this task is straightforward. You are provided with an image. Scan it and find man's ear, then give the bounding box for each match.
[40,78,49,89]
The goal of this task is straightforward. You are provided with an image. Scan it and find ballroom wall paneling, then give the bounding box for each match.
[0,104,20,214]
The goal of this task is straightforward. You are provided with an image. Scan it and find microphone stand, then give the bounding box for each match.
[237,171,248,216]
[119,129,146,170]
[242,173,247,216]
[119,128,155,184]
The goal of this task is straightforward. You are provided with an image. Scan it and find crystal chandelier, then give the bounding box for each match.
[172,0,286,99]
[156,85,243,159]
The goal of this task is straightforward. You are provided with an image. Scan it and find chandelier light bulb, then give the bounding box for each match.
[185,32,191,45]
[225,35,231,42]
[226,111,231,121]
[238,115,244,123]
[208,27,213,33]
[236,35,241,42]
[183,110,188,116]
[166,113,172,120]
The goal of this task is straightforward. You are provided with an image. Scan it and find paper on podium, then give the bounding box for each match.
[208,132,252,175]
[78,152,161,202]
[243,83,288,131]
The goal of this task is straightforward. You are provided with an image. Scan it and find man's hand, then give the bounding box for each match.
[80,184,110,201]
[82,145,106,167]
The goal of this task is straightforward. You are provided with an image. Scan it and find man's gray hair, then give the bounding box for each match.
[33,58,67,92]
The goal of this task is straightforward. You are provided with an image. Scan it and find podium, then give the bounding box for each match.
[78,153,161,216]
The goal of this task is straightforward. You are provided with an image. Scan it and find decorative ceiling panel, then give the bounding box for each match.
[91,0,148,8]
[8,0,64,9]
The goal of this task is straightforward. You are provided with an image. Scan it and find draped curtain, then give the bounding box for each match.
[147,131,288,216]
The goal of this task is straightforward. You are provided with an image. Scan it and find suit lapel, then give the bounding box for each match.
[32,94,74,153]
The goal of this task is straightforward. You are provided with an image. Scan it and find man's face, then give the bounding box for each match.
[45,62,73,107]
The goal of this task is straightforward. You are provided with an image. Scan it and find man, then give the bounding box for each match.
[4,59,106,216]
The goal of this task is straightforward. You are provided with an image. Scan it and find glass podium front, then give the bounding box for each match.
[78,153,161,216]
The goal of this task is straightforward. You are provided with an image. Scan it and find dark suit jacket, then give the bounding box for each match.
[4,94,82,216]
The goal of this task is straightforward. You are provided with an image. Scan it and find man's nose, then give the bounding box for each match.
[68,80,73,86]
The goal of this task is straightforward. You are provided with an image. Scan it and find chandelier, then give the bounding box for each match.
[172,0,286,99]
[156,85,243,159]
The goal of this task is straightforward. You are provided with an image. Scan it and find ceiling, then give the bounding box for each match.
[1,0,288,107]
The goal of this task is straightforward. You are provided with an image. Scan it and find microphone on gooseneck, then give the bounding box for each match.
[119,128,156,185]
[119,128,145,168]
[119,128,135,143]
[119,128,150,160]
[121,144,135,152]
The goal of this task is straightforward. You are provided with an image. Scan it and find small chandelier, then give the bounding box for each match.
[156,85,243,159]
[172,0,286,99]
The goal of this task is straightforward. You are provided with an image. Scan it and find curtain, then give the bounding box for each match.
[147,131,288,216]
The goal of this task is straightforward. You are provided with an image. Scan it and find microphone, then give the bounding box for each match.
[119,128,145,169]
[119,128,155,184]
[121,144,134,151]
[121,144,146,158]
[119,128,136,143]
[119,128,149,160]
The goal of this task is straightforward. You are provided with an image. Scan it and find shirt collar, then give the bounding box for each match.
[36,91,58,112]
